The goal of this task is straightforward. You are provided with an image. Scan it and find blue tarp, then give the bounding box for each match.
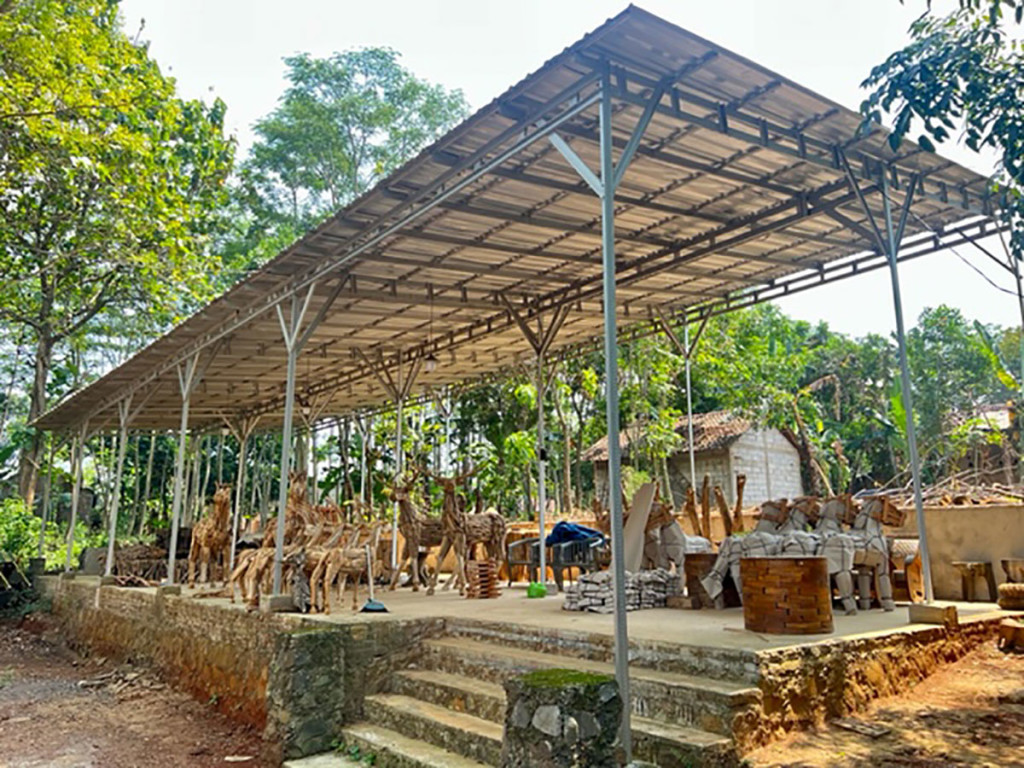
[545,521,604,547]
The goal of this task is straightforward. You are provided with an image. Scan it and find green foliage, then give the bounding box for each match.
[0,0,235,503]
[0,497,38,566]
[237,47,468,243]
[864,1,1024,257]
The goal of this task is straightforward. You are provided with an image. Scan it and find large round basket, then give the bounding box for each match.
[740,556,833,635]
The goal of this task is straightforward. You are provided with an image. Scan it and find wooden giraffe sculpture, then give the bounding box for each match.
[188,483,232,587]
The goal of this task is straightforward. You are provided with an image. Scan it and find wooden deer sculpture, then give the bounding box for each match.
[429,467,478,596]
[188,483,233,587]
[387,470,444,592]
[311,521,385,613]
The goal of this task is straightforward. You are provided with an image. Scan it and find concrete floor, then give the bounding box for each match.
[167,578,1007,653]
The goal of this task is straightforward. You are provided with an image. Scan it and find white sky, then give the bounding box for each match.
[118,0,1022,339]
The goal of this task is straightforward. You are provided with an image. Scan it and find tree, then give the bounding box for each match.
[237,48,469,243]
[863,1,1024,256]
[0,0,235,509]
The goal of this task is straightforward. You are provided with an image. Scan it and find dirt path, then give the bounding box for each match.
[0,614,270,768]
[747,639,1024,767]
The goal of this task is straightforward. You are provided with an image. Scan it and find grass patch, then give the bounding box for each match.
[520,668,613,688]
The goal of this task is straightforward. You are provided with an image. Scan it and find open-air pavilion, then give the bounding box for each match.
[35,6,1012,761]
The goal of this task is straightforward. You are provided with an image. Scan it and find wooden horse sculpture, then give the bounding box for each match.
[702,499,791,606]
[851,496,899,611]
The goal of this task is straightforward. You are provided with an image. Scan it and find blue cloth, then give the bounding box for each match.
[545,521,604,547]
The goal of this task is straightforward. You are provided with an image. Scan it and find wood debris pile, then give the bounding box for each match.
[882,475,1024,508]
[77,665,167,696]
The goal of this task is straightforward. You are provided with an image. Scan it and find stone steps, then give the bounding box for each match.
[419,636,760,737]
[363,693,504,766]
[339,722,492,768]
[391,666,736,767]
[445,617,759,683]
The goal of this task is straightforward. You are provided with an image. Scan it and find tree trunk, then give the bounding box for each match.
[18,331,55,510]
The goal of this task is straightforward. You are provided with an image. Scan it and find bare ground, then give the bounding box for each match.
[747,638,1024,767]
[0,613,270,768]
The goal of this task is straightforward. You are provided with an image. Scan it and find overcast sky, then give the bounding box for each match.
[118,0,1021,339]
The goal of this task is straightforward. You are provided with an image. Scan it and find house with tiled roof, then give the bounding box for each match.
[582,410,804,508]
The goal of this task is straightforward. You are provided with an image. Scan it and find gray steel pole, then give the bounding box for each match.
[599,74,632,759]
[166,383,193,583]
[229,429,249,575]
[684,322,697,492]
[881,171,933,602]
[536,353,548,588]
[273,341,299,595]
[392,360,404,571]
[104,400,131,577]
[1008,245,1024,482]
[64,428,85,572]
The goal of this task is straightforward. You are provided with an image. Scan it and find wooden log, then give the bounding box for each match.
[683,487,701,537]
[713,486,733,537]
[700,474,711,540]
[733,474,746,533]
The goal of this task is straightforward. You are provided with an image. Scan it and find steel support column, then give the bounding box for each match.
[223,414,260,575]
[272,285,317,595]
[1006,235,1024,482]
[166,354,203,583]
[104,396,132,577]
[548,67,666,758]
[64,421,89,572]
[879,171,934,602]
[654,307,708,497]
[683,322,697,491]
[503,298,569,590]
[598,82,631,756]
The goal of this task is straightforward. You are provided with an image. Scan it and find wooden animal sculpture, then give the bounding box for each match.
[813,495,859,615]
[702,499,790,606]
[315,522,385,612]
[850,496,897,611]
[644,495,711,571]
[440,509,508,592]
[430,468,476,596]
[780,496,821,558]
[188,483,233,587]
[387,472,444,592]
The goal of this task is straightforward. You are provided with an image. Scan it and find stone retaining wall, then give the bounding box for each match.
[40,577,442,762]
[749,612,1010,747]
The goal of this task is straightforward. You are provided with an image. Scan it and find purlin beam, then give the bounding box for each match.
[67,81,607,429]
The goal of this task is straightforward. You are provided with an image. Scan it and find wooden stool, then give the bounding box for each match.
[952,561,997,602]
[1002,558,1024,584]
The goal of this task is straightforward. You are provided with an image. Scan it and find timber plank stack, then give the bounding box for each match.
[465,560,501,599]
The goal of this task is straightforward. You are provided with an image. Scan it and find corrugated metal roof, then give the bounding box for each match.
[581,409,751,462]
[36,5,1004,432]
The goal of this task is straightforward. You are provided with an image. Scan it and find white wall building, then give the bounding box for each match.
[583,410,805,508]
